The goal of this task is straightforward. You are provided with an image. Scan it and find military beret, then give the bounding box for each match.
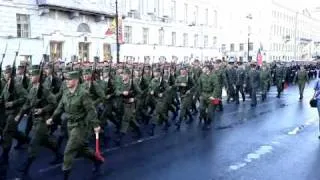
[31,65,40,70]
[18,65,25,69]
[65,71,80,80]
[237,61,243,65]
[216,59,222,63]
[82,68,92,75]
[63,67,72,73]
[5,65,12,74]
[123,68,131,74]
[31,69,40,76]
[154,68,161,72]
[44,63,53,69]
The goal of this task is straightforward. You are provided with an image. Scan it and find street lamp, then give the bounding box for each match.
[115,0,120,64]
[246,14,253,62]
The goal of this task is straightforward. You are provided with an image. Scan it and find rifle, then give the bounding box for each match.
[127,64,135,99]
[8,42,20,101]
[0,43,8,91]
[106,62,114,96]
[158,67,165,93]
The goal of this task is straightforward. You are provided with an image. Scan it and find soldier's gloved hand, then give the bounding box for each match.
[14,114,21,122]
[150,91,154,95]
[209,97,214,100]
[5,102,13,108]
[180,83,187,87]
[158,93,163,97]
[46,118,53,125]
[34,108,43,115]
[106,94,111,99]
[123,91,129,96]
[94,126,101,133]
[186,90,190,94]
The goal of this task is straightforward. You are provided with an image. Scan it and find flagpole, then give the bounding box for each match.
[115,0,120,64]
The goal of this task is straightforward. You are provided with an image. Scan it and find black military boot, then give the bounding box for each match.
[175,118,182,131]
[133,128,142,139]
[162,121,170,132]
[18,157,35,175]
[49,153,63,165]
[14,136,30,150]
[149,124,156,136]
[186,114,194,124]
[0,148,10,165]
[63,170,71,180]
[114,133,125,146]
[92,156,104,173]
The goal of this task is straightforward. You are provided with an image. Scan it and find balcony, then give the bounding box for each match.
[36,0,115,18]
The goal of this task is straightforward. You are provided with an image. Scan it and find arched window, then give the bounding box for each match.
[77,23,91,33]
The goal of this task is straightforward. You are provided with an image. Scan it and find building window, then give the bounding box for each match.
[142,28,149,44]
[16,14,30,38]
[204,35,208,48]
[205,8,208,25]
[229,43,234,52]
[213,10,218,28]
[194,6,198,25]
[171,0,176,21]
[194,34,198,47]
[103,43,111,62]
[221,44,226,53]
[183,33,188,47]
[172,32,176,46]
[239,43,244,51]
[184,3,188,24]
[213,36,217,48]
[249,43,253,51]
[124,26,132,44]
[159,28,164,45]
[50,41,63,61]
[78,42,90,62]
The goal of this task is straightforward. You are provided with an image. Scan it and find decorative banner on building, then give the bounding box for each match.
[105,17,124,44]
[257,48,263,66]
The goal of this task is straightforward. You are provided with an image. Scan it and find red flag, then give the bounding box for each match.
[257,49,263,66]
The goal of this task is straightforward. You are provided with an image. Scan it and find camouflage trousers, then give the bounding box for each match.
[28,120,59,158]
[62,126,97,171]
[120,103,140,134]
[1,114,29,151]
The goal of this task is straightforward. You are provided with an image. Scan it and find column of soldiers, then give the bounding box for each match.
[0,53,317,179]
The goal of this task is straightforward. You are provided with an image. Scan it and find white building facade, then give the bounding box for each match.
[219,0,320,63]
[0,0,220,66]
[119,0,220,63]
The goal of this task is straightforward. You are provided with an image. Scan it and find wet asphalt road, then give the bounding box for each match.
[1,82,320,180]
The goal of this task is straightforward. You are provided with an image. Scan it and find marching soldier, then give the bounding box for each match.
[225,61,237,103]
[114,68,142,145]
[198,65,219,130]
[235,62,246,104]
[47,71,104,180]
[275,63,286,98]
[248,63,260,106]
[149,67,171,135]
[294,66,309,100]
[0,65,29,164]
[175,66,195,130]
[260,64,271,101]
[16,65,63,176]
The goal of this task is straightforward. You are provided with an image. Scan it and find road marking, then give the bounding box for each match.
[229,145,273,171]
[287,118,318,135]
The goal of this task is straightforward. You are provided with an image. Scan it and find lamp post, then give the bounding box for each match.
[246,14,252,62]
[115,0,120,63]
